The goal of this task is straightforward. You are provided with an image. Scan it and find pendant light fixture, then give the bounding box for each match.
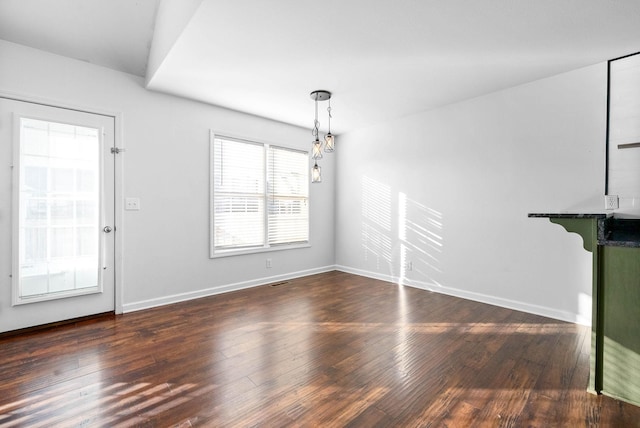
[324,98,334,153]
[310,90,335,183]
[311,161,322,183]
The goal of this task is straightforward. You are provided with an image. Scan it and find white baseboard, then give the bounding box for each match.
[335,265,589,326]
[124,263,589,326]
[122,265,336,313]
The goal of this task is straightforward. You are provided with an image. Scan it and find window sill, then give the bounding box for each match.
[210,243,311,259]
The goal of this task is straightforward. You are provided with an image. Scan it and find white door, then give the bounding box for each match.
[0,98,115,333]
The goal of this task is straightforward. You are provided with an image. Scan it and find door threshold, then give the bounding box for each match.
[0,312,116,339]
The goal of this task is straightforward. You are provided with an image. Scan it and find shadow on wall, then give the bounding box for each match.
[361,176,444,288]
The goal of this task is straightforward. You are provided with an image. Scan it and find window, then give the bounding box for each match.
[210,133,309,256]
[15,118,102,301]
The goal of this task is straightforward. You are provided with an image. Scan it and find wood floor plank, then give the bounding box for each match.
[1,271,639,426]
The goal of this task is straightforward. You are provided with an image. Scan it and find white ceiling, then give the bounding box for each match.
[0,0,159,77]
[2,0,640,134]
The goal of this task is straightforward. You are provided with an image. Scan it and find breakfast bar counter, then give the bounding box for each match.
[529,213,640,407]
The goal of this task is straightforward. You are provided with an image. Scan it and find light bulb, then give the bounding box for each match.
[312,138,323,159]
[311,162,322,183]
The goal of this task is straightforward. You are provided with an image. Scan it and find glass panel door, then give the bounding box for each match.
[17,118,102,302]
[0,97,115,333]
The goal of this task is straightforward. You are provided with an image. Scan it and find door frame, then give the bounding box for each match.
[1,90,124,315]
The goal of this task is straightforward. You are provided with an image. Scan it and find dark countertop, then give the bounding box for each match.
[528,212,640,248]
[599,218,640,248]
[528,213,610,219]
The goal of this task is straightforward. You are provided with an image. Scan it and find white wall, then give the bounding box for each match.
[335,64,607,324]
[0,40,335,318]
[0,38,611,328]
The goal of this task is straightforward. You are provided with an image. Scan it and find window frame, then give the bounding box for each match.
[209,131,310,258]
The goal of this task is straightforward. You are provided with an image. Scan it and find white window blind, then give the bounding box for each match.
[211,134,308,256]
[268,147,309,245]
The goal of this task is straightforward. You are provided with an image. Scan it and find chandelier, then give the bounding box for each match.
[310,90,334,183]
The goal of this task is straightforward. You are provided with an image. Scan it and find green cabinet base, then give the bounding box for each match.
[601,246,640,406]
[544,217,640,407]
[549,218,602,394]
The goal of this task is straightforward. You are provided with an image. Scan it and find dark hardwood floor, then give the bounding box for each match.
[1,271,639,427]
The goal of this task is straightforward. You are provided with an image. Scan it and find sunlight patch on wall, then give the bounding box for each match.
[398,192,444,287]
[577,292,592,325]
[360,176,445,285]
[361,176,392,270]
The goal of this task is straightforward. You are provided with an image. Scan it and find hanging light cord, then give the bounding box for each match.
[312,98,320,139]
[327,99,332,134]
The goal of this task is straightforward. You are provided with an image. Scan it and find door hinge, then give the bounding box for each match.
[110,147,125,154]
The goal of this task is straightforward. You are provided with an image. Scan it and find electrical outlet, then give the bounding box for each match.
[604,195,619,210]
[405,261,413,271]
[266,258,272,268]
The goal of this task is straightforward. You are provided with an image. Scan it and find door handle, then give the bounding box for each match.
[103,226,113,233]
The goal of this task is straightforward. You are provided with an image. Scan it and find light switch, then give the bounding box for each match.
[125,197,140,211]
